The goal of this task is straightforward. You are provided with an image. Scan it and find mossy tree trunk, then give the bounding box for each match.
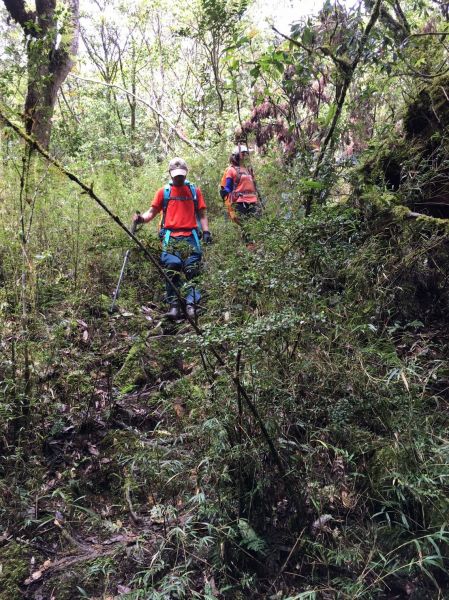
[3,0,80,149]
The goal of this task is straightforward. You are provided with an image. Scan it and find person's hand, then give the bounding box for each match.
[133,213,144,224]
[203,231,212,245]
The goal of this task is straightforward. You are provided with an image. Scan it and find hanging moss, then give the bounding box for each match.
[356,74,449,219]
[404,75,449,138]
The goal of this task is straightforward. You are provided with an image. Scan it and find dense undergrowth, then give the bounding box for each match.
[2,156,449,598]
[2,63,449,600]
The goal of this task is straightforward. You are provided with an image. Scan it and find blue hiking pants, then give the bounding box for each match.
[160,234,202,306]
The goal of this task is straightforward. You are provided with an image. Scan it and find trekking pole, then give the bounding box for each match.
[110,213,140,313]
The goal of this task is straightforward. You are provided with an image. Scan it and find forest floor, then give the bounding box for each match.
[2,174,449,599]
[2,299,216,599]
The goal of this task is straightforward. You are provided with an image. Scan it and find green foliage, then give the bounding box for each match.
[0,542,29,600]
[1,0,449,597]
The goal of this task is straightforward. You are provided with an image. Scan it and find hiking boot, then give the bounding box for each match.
[165,304,181,320]
[186,304,197,320]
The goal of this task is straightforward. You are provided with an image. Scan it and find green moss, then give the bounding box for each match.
[39,568,90,600]
[162,376,207,420]
[404,74,449,138]
[101,428,143,459]
[146,334,184,379]
[114,340,154,392]
[356,74,449,218]
[391,205,413,220]
[368,443,415,490]
[392,205,449,231]
[165,377,205,403]
[114,333,184,393]
[0,542,29,600]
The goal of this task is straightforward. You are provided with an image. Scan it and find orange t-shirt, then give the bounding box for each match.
[225,166,257,203]
[151,184,206,237]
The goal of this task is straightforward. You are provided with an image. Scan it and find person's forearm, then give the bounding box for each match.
[141,207,159,222]
[200,214,209,232]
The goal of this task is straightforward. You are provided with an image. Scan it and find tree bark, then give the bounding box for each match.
[3,0,80,149]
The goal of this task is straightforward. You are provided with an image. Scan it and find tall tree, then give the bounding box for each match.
[3,0,80,148]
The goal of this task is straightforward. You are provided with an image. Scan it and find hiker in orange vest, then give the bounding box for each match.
[221,144,261,226]
[133,157,212,320]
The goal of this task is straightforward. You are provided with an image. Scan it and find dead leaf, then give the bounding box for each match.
[24,570,43,585]
[88,443,99,456]
[24,559,52,586]
[311,514,333,534]
[400,370,410,392]
[341,490,356,509]
[54,510,64,527]
[82,329,89,342]
[174,401,185,417]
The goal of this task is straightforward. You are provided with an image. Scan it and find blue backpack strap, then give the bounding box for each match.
[162,228,171,250]
[186,181,201,232]
[161,183,172,229]
[187,181,197,206]
[191,229,201,253]
[163,183,172,208]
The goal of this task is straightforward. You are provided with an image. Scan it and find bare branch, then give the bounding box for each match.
[272,25,352,72]
[69,74,206,155]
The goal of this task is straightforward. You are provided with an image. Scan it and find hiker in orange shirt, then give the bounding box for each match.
[221,144,261,226]
[134,157,212,320]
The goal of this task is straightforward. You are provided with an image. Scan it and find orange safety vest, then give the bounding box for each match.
[221,166,258,223]
[230,167,257,204]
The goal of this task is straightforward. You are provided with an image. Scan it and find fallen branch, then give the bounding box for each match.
[125,483,144,524]
[24,538,136,586]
